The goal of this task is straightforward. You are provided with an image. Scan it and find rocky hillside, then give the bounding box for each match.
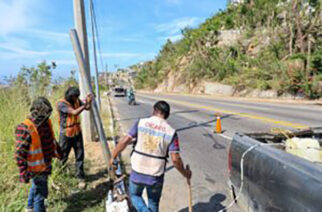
[134,0,322,99]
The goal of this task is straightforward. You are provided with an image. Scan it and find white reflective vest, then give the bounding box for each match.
[131,116,176,176]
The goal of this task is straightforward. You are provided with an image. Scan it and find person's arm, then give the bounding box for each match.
[65,103,87,116]
[15,124,32,183]
[171,153,191,179]
[169,133,191,179]
[109,135,133,166]
[109,120,139,166]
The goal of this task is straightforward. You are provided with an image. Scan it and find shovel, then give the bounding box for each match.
[186,165,193,212]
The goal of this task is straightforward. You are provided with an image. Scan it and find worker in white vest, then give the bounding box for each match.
[109,100,192,212]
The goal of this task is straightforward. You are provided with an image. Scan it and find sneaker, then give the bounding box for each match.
[25,209,33,212]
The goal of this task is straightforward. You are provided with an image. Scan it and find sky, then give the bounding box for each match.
[0,0,227,81]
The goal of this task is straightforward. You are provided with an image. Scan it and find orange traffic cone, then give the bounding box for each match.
[214,116,222,134]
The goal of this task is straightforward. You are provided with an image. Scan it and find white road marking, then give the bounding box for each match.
[217,133,233,140]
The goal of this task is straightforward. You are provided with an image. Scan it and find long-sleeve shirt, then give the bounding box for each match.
[15,118,61,183]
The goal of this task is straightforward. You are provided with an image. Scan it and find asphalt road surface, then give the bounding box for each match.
[111,92,322,212]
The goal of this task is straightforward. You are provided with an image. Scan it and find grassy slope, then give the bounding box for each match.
[0,88,111,212]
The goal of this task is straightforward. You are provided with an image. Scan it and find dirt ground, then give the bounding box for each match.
[84,141,110,190]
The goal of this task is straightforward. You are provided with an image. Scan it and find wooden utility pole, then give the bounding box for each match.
[73,0,95,142]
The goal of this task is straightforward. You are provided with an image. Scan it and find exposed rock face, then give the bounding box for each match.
[155,77,307,100]
[155,72,177,92]
[204,82,234,96]
[173,84,188,93]
[155,72,189,93]
[247,89,278,98]
[217,30,241,47]
[149,27,311,100]
[191,81,205,94]
[154,84,166,93]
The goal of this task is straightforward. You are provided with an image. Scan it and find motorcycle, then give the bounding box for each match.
[127,92,136,105]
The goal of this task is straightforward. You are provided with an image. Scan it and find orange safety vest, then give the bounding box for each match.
[23,118,56,173]
[57,99,81,137]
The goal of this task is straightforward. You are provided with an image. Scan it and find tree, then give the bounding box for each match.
[14,61,56,98]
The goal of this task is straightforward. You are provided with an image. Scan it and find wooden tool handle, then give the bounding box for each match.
[186,164,193,212]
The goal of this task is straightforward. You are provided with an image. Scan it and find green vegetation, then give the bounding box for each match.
[135,0,322,98]
[0,61,108,211]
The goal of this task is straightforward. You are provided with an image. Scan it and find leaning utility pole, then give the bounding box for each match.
[70,29,111,166]
[73,0,95,142]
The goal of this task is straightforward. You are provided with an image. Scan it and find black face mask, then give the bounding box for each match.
[31,108,52,125]
[34,115,49,125]
[30,97,53,125]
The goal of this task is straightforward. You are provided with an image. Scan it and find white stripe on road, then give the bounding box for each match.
[218,134,233,140]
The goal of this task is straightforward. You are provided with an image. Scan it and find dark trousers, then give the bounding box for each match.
[59,133,85,179]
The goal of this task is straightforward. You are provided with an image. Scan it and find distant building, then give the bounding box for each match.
[128,70,137,78]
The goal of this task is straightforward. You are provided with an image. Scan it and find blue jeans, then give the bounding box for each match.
[27,175,48,212]
[129,180,163,212]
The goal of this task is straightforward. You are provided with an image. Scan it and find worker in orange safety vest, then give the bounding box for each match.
[15,97,62,212]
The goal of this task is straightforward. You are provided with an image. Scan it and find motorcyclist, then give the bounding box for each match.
[127,88,135,105]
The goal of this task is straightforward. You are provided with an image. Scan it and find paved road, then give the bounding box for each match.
[111,92,322,212]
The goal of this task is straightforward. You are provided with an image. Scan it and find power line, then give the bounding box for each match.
[89,0,101,109]
[90,0,105,74]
